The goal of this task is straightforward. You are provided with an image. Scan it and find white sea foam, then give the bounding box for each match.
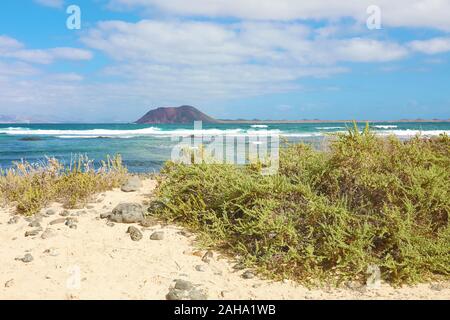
[250,125,269,128]
[2,127,31,131]
[281,132,328,137]
[316,127,344,130]
[375,130,450,137]
[1,127,280,138]
[1,127,448,139]
[372,125,398,129]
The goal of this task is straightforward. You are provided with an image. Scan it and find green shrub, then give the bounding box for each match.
[152,126,450,285]
[0,155,127,215]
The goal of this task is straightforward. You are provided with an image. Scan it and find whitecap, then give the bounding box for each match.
[316,127,344,130]
[372,125,398,129]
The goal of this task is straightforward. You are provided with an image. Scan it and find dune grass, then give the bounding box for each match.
[151,125,450,285]
[0,155,127,215]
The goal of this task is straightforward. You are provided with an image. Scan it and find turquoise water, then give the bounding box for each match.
[1,122,449,172]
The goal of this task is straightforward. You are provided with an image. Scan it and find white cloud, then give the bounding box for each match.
[109,0,450,31]
[33,0,64,9]
[333,38,408,62]
[0,35,93,64]
[0,61,39,78]
[0,35,23,51]
[82,20,407,66]
[77,19,410,105]
[409,37,450,54]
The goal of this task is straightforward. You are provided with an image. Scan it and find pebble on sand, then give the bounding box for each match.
[41,228,57,239]
[16,253,33,263]
[166,280,207,300]
[46,209,56,215]
[4,279,14,288]
[242,271,255,279]
[195,265,206,272]
[174,279,194,291]
[25,229,41,237]
[201,251,214,264]
[150,231,164,240]
[28,220,41,228]
[43,248,59,257]
[127,226,143,241]
[60,210,70,217]
[49,218,67,225]
[109,203,144,223]
[121,176,143,192]
[7,216,20,224]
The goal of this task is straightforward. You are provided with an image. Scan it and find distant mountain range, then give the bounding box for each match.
[135,105,220,124]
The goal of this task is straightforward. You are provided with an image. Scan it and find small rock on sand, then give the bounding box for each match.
[25,229,41,237]
[100,213,110,219]
[140,217,156,227]
[174,279,194,291]
[28,220,41,228]
[242,271,255,279]
[127,226,143,241]
[166,280,207,300]
[65,220,75,227]
[43,248,59,257]
[121,176,143,192]
[109,203,144,223]
[166,289,185,300]
[7,216,20,224]
[16,253,33,263]
[50,218,67,225]
[201,250,214,264]
[60,210,70,217]
[178,230,192,237]
[46,209,56,215]
[188,289,208,300]
[430,283,444,291]
[4,279,14,288]
[150,231,164,240]
[195,265,206,272]
[41,228,56,239]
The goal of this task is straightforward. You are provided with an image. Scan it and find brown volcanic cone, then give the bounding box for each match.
[135,105,219,124]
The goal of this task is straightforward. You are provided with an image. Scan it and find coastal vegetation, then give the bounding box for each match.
[0,155,127,215]
[151,125,450,285]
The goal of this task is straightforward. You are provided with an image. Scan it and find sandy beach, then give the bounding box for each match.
[0,178,448,300]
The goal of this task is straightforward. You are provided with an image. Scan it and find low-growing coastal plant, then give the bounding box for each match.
[0,155,127,215]
[151,126,450,285]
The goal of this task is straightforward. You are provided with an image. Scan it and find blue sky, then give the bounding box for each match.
[0,0,449,122]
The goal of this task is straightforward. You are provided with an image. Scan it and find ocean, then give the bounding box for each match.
[1,122,449,173]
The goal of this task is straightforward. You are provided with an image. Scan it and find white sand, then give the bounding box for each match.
[1,179,448,300]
